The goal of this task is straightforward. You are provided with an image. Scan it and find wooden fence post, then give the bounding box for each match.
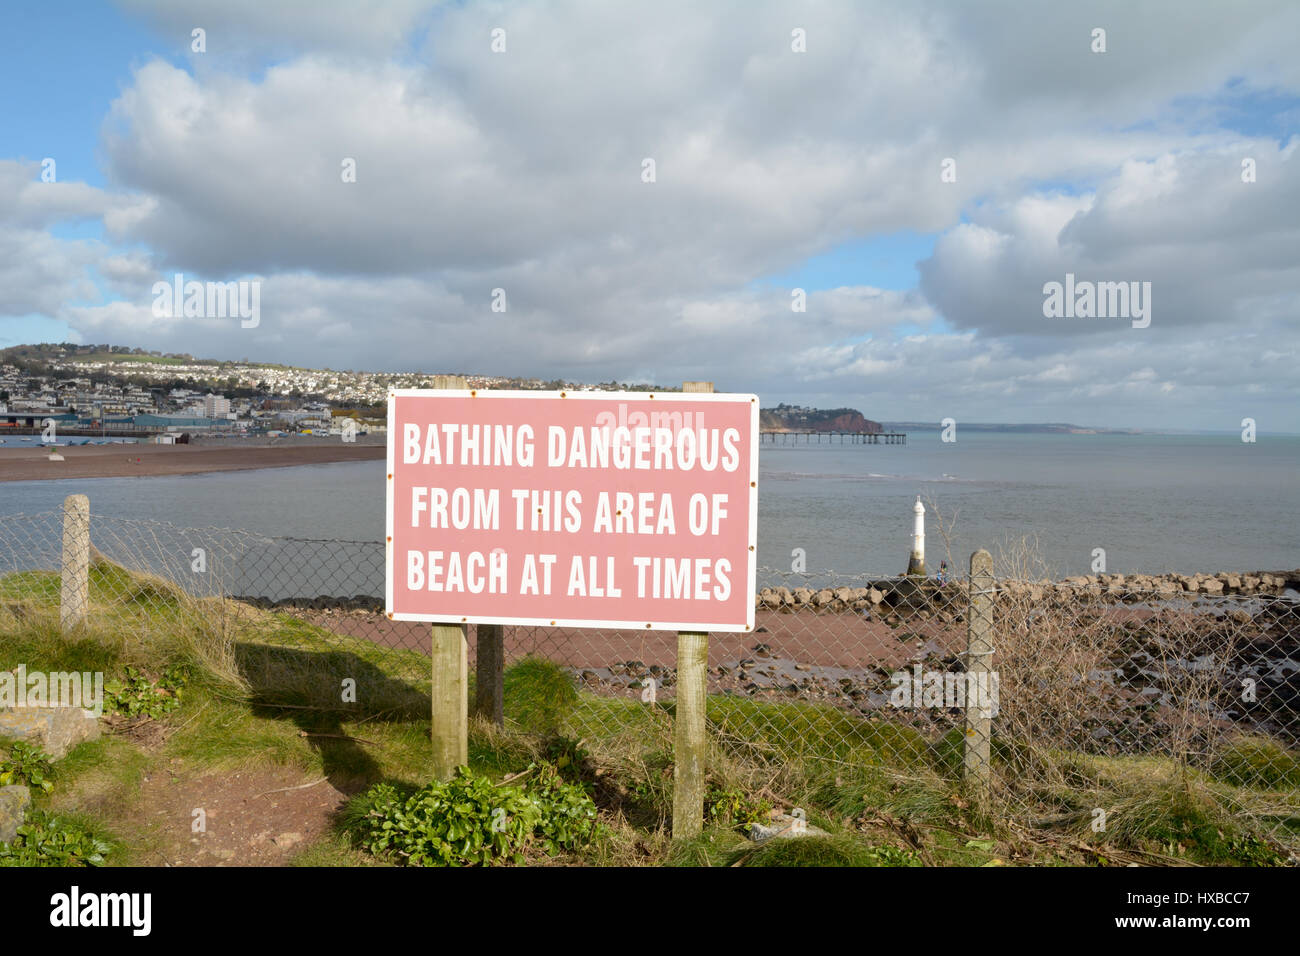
[963,548,995,795]
[474,624,505,726]
[431,623,469,780]
[673,630,709,838]
[428,374,471,779]
[60,494,90,633]
[673,381,714,839]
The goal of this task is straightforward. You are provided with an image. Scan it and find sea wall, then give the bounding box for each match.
[757,570,1299,614]
[234,569,1299,616]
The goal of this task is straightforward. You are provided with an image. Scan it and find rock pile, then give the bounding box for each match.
[759,570,1299,611]
[225,571,1298,618]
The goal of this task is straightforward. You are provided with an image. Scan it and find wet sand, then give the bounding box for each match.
[0,442,385,482]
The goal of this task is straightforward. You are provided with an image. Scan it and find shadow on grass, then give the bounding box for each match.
[234,642,431,792]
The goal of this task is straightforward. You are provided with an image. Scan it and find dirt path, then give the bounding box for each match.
[132,765,352,866]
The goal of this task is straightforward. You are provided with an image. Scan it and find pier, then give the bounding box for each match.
[759,430,907,444]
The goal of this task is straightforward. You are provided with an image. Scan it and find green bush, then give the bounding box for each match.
[0,741,54,793]
[104,664,188,719]
[530,762,603,852]
[0,812,112,866]
[351,763,601,866]
[705,785,773,833]
[542,735,593,783]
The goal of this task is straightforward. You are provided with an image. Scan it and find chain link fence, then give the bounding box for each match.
[2,507,1296,857]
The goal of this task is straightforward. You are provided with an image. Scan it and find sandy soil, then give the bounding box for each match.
[135,766,353,866]
[284,606,960,666]
[0,442,385,482]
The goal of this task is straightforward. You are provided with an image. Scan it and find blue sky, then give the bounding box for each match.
[0,2,159,346]
[0,3,163,189]
[761,231,937,294]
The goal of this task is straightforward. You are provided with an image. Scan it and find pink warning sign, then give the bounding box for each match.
[385,390,759,632]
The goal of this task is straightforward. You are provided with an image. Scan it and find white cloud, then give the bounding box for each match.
[919,141,1300,341]
[0,0,1293,429]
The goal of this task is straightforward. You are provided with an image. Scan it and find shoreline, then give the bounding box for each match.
[0,442,385,482]
[239,568,1299,614]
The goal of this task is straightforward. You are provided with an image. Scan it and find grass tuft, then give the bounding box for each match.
[504,656,578,735]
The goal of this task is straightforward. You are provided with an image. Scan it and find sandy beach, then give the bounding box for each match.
[0,442,385,482]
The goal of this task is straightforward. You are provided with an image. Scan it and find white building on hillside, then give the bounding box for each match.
[204,394,231,418]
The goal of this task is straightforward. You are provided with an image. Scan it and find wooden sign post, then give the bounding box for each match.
[673,381,714,839]
[429,375,470,780]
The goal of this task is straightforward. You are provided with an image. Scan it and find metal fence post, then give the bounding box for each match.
[963,548,994,794]
[60,494,90,633]
[673,381,713,839]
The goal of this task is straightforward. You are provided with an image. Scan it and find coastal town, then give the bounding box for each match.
[0,343,649,440]
[0,342,901,484]
[0,344,889,443]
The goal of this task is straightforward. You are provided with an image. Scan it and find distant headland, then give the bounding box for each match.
[884,421,1141,435]
[760,404,882,434]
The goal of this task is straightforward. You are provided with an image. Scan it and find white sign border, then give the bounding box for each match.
[385,388,759,633]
